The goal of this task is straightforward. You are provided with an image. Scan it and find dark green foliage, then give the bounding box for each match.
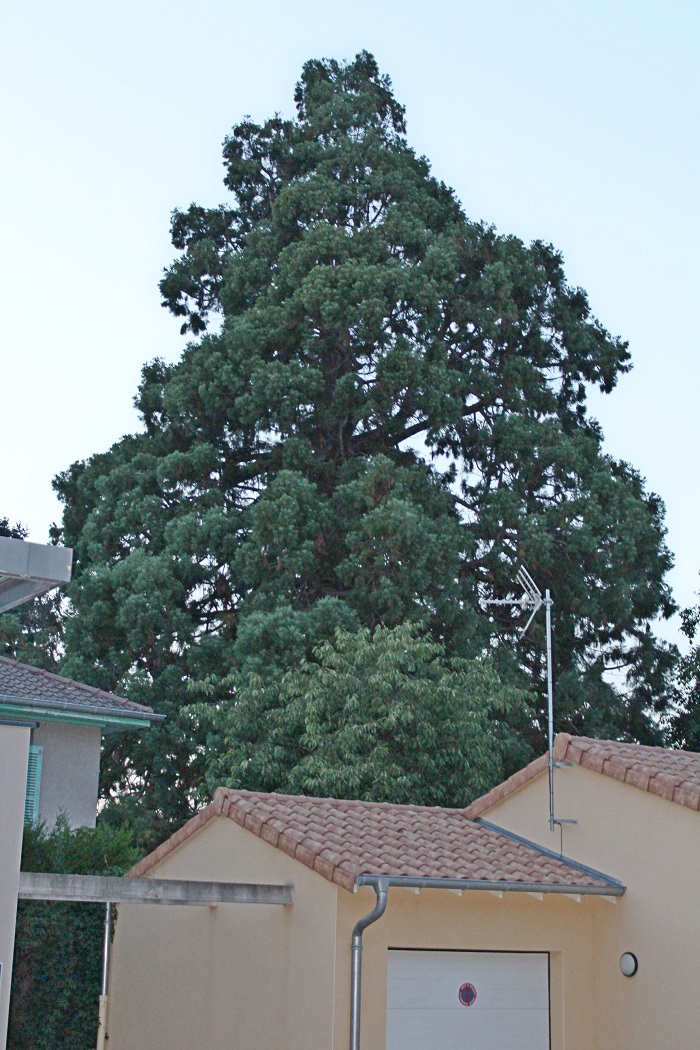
[203,621,527,806]
[669,598,700,751]
[0,590,65,670]
[0,517,28,540]
[54,53,676,827]
[8,819,139,1050]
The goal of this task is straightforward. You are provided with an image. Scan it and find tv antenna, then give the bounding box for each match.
[484,567,574,834]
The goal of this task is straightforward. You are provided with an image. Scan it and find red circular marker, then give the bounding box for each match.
[458,982,477,1007]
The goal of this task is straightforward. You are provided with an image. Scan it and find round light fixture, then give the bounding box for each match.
[620,952,638,977]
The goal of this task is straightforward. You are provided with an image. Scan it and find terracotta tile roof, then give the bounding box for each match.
[466,734,700,818]
[0,655,160,720]
[130,787,618,893]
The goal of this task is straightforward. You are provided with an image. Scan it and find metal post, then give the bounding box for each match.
[484,573,567,832]
[545,589,555,832]
[96,902,111,1050]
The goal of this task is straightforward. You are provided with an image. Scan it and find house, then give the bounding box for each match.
[102,734,700,1049]
[0,659,162,1050]
[0,656,162,829]
[105,743,643,1050]
[0,535,163,1049]
[463,732,700,1048]
[1,535,73,1049]
[0,658,162,1050]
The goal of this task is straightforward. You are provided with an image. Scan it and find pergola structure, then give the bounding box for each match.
[0,536,73,613]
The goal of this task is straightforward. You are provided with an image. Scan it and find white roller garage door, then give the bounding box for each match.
[386,949,550,1050]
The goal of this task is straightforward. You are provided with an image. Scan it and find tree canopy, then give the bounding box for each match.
[202,621,526,807]
[669,597,700,751]
[53,52,676,833]
[0,516,27,540]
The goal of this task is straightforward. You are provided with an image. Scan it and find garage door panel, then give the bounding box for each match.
[386,1008,549,1050]
[386,950,549,1050]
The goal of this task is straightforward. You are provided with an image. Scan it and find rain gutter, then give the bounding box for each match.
[354,873,624,895]
[0,695,164,732]
[349,872,624,1050]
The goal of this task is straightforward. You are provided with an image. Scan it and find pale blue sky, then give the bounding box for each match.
[2,1,698,644]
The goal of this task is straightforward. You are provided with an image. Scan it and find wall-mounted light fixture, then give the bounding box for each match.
[620,952,638,977]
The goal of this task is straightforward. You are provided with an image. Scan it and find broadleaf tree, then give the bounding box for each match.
[54,52,676,833]
[201,621,527,807]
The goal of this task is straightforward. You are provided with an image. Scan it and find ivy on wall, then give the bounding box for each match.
[8,819,139,1050]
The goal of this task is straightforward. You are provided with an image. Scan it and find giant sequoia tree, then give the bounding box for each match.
[56,53,676,831]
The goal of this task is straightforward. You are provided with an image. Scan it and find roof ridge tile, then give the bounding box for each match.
[468,734,700,818]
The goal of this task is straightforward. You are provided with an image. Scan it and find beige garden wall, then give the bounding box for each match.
[106,816,339,1050]
[334,882,603,1050]
[484,764,700,1050]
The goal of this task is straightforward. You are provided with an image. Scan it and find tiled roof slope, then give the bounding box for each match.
[130,787,617,893]
[0,655,158,718]
[466,733,700,818]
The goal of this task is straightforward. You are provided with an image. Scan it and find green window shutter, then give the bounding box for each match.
[24,745,43,826]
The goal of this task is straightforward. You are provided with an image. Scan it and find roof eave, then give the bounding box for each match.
[354,873,624,896]
[0,698,162,732]
[475,817,625,888]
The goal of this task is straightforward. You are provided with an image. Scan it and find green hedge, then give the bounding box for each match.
[8,819,139,1050]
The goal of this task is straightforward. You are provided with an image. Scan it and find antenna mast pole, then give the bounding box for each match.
[485,570,565,834]
[544,589,555,833]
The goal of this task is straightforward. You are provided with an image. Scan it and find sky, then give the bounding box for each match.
[2,0,698,646]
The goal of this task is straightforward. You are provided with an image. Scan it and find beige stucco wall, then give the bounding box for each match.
[32,721,101,828]
[334,882,604,1050]
[106,817,339,1050]
[107,810,612,1050]
[0,723,31,1050]
[483,764,700,1050]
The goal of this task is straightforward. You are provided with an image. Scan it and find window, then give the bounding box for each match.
[24,744,43,825]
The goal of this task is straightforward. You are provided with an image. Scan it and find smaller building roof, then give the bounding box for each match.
[466,734,700,818]
[131,787,620,894]
[0,656,163,730]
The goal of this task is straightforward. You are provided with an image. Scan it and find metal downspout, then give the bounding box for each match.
[349,877,389,1050]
